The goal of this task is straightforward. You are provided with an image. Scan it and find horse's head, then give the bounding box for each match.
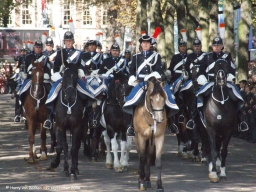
[214,59,228,87]
[31,59,44,98]
[146,77,166,123]
[110,72,131,106]
[62,64,79,103]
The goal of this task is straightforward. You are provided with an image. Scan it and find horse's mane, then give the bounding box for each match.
[148,77,166,99]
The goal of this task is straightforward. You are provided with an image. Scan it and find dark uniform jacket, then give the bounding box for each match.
[185,51,207,80]
[98,56,128,75]
[206,51,236,81]
[25,53,51,78]
[129,50,163,82]
[168,53,187,83]
[81,51,103,75]
[53,47,83,73]
[17,54,26,72]
[42,50,56,57]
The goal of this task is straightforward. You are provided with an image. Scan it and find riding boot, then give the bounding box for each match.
[127,108,135,137]
[92,105,102,128]
[167,116,179,134]
[43,109,53,129]
[186,97,197,130]
[14,95,21,123]
[238,110,249,132]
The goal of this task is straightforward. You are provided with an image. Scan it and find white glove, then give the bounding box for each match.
[91,69,99,76]
[128,75,138,87]
[164,70,171,77]
[78,69,85,79]
[51,72,62,82]
[20,72,27,80]
[227,73,235,82]
[44,73,50,80]
[101,73,109,78]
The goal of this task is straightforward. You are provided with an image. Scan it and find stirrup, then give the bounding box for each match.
[186,119,195,130]
[238,122,249,132]
[43,119,52,129]
[14,115,21,123]
[169,123,179,134]
[178,114,184,123]
[127,126,135,137]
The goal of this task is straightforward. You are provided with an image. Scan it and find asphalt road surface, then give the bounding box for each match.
[0,94,256,192]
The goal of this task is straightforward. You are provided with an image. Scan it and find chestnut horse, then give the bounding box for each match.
[133,77,167,191]
[22,60,47,163]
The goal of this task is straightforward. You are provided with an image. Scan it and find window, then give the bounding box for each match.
[63,0,71,26]
[83,2,93,25]
[22,4,32,25]
[102,8,108,25]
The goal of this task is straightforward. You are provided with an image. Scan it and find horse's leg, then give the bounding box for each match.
[62,130,69,177]
[136,133,147,190]
[219,134,232,180]
[49,125,57,153]
[70,126,83,181]
[111,133,122,172]
[121,136,133,172]
[215,135,222,173]
[207,127,219,183]
[102,130,113,169]
[155,134,165,191]
[40,123,47,160]
[145,140,154,189]
[90,126,102,162]
[50,127,62,170]
[27,119,36,164]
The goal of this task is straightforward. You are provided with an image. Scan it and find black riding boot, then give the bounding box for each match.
[43,109,53,129]
[127,119,135,137]
[186,97,197,130]
[167,116,179,134]
[14,95,21,123]
[238,110,249,132]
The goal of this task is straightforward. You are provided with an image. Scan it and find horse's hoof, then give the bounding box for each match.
[138,181,146,191]
[63,170,70,177]
[157,188,164,192]
[39,155,47,161]
[70,173,77,181]
[106,163,113,169]
[209,173,219,183]
[182,153,188,159]
[45,167,55,172]
[114,167,123,173]
[177,152,182,157]
[122,166,128,172]
[145,181,151,188]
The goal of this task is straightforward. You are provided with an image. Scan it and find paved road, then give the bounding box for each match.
[0,94,256,192]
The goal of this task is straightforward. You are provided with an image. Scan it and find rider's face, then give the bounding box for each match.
[64,39,73,48]
[141,41,151,51]
[212,45,223,53]
[193,45,202,54]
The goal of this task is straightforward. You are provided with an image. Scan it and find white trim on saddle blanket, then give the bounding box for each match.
[170,76,183,95]
[179,80,193,93]
[85,76,110,97]
[100,100,107,128]
[196,82,244,109]
[17,79,31,96]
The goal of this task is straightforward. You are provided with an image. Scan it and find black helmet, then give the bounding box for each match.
[125,49,131,54]
[110,43,120,51]
[97,42,102,49]
[20,46,27,52]
[87,40,98,46]
[179,39,187,46]
[34,40,43,48]
[46,37,54,46]
[63,31,74,40]
[212,36,223,46]
[193,38,201,46]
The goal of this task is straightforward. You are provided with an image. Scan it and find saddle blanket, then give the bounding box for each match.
[100,100,107,128]
[17,78,31,96]
[45,79,94,105]
[196,81,244,110]
[84,75,111,97]
[123,81,179,117]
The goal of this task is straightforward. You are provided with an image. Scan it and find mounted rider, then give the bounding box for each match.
[14,40,52,123]
[43,31,92,129]
[123,33,179,137]
[197,35,249,132]
[185,38,208,130]
[42,37,56,70]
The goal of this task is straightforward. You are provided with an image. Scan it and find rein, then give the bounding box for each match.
[29,86,45,110]
[60,88,77,114]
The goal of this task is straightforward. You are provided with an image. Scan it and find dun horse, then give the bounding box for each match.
[100,72,132,172]
[202,59,237,182]
[133,76,167,191]
[22,60,47,163]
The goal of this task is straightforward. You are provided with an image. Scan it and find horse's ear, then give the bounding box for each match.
[160,80,165,88]
[147,80,154,90]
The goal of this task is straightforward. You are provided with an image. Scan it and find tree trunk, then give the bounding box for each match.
[176,1,186,40]
[208,0,218,50]
[198,0,210,52]
[237,0,252,81]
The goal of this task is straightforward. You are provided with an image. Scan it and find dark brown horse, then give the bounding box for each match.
[133,76,167,191]
[22,60,47,163]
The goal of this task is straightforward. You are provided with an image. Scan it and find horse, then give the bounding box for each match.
[100,72,132,172]
[49,64,89,180]
[202,59,236,182]
[133,76,167,191]
[21,60,48,163]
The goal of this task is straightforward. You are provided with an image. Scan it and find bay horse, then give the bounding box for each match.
[202,59,236,182]
[49,64,88,180]
[100,72,132,172]
[133,76,167,191]
[22,60,47,163]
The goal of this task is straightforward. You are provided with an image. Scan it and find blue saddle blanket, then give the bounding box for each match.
[17,78,31,96]
[84,75,111,97]
[45,79,94,105]
[196,82,244,110]
[123,81,179,117]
